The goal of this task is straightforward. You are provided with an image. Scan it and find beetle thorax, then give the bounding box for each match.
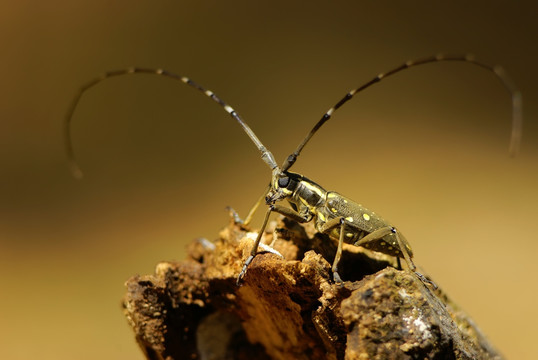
[291,175,327,211]
[266,170,326,217]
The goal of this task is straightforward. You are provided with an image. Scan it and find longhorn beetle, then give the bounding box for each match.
[64,54,522,286]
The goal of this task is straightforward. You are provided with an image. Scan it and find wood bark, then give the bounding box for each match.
[122,217,503,360]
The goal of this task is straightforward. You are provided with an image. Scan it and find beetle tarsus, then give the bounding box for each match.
[227,206,244,225]
[237,255,255,286]
[415,271,438,290]
[333,271,343,284]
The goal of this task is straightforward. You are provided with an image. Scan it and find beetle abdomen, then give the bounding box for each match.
[320,192,413,258]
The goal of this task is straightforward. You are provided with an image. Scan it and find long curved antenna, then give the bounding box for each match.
[65,68,278,178]
[281,54,522,172]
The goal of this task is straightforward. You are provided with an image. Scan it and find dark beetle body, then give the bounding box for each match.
[276,171,413,259]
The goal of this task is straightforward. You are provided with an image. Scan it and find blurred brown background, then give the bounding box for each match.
[1,1,537,359]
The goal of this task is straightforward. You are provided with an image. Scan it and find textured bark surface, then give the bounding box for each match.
[122,217,503,360]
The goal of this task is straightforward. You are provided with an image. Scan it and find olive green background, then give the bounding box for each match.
[1,1,537,359]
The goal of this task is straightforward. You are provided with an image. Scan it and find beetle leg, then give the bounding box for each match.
[393,229,438,289]
[242,185,270,226]
[270,204,312,223]
[391,228,416,271]
[227,206,244,225]
[354,226,413,268]
[355,227,437,289]
[237,206,273,285]
[319,217,347,283]
[353,227,393,246]
[228,185,269,226]
[237,204,311,285]
[333,219,346,284]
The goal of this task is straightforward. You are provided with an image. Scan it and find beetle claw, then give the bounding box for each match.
[333,271,343,284]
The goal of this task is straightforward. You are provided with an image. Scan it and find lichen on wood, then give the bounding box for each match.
[122,217,503,360]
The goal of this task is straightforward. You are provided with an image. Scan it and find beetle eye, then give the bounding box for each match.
[278,176,290,188]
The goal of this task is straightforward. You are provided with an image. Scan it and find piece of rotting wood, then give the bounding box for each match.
[122,217,503,360]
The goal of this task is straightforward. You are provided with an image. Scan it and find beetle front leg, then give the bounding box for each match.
[242,185,270,226]
[237,204,311,285]
[228,185,270,226]
[237,206,272,285]
[270,204,312,223]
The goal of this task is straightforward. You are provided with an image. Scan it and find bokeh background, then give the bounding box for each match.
[1,1,537,359]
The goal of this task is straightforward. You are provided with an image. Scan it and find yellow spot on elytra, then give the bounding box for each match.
[331,208,338,213]
[318,212,326,221]
[362,213,370,221]
[346,233,353,238]
[345,216,353,222]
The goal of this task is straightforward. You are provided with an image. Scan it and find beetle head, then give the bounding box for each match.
[266,169,300,204]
